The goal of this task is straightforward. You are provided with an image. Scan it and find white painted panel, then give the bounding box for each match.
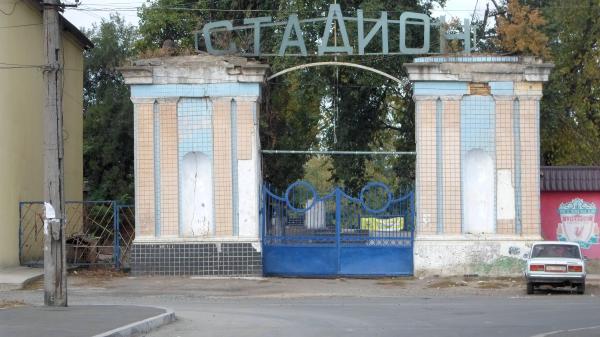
[238,159,258,237]
[181,152,213,236]
[463,149,495,233]
[238,133,260,238]
[497,169,515,220]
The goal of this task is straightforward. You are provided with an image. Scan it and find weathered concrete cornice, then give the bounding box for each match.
[119,54,270,85]
[405,56,554,83]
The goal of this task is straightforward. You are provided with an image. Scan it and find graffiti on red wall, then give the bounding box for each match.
[541,192,600,259]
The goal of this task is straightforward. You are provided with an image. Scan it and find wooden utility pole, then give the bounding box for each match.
[43,0,67,307]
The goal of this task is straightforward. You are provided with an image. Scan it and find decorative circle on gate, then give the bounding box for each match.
[285,180,318,212]
[360,182,392,213]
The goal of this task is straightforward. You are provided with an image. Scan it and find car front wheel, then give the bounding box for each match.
[527,282,534,294]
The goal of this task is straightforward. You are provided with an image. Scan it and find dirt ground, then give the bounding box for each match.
[0,300,26,309]
[18,268,600,299]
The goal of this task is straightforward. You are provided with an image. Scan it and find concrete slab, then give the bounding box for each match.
[0,267,43,290]
[0,305,175,337]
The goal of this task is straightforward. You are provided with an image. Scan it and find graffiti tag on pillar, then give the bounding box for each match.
[196,4,473,56]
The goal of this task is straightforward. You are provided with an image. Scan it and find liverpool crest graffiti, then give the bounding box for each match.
[557,198,600,249]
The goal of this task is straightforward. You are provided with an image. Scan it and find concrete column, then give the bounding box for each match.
[121,56,268,276]
[414,96,438,235]
[211,98,234,237]
[158,98,179,237]
[406,56,553,276]
[440,96,462,234]
[517,95,542,236]
[132,98,156,238]
[494,96,516,234]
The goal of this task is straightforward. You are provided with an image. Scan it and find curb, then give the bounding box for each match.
[0,272,44,291]
[91,306,176,337]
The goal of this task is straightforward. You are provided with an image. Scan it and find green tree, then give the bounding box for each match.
[540,0,600,165]
[477,0,600,166]
[134,0,439,193]
[318,0,426,195]
[83,14,137,202]
[495,0,548,57]
[136,0,200,52]
[136,0,281,53]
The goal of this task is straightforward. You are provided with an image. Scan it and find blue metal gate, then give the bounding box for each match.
[261,181,414,277]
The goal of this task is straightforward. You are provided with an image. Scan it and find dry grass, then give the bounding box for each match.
[21,277,43,290]
[476,281,510,289]
[0,300,26,309]
[426,279,468,289]
[376,278,407,287]
[70,268,126,279]
[22,268,127,290]
[69,268,127,287]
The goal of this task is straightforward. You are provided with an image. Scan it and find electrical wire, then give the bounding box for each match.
[73,2,598,13]
[65,4,528,14]
[0,22,41,29]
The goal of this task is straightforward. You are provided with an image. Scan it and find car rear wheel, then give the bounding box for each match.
[527,282,534,294]
[577,282,585,295]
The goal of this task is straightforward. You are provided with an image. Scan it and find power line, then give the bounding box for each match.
[70,3,597,14]
[67,5,496,14]
[0,22,41,29]
[0,62,42,69]
[0,61,42,67]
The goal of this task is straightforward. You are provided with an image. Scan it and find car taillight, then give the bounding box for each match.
[530,264,545,271]
[568,265,583,272]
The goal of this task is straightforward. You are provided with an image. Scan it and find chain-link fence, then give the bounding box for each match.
[19,201,135,269]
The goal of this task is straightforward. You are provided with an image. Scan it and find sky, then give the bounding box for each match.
[63,0,493,31]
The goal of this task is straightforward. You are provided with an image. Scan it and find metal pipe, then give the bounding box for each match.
[261,150,416,155]
[267,61,404,84]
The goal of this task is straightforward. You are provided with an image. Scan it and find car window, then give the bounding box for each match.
[531,244,581,258]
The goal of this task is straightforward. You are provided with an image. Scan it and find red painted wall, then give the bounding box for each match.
[541,192,600,259]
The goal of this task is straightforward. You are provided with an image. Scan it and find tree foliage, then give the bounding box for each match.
[495,0,548,57]
[132,0,432,194]
[81,0,600,205]
[476,0,600,166]
[83,15,137,202]
[539,0,600,165]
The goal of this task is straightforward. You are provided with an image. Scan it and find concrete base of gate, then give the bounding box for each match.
[129,239,262,276]
[413,235,542,277]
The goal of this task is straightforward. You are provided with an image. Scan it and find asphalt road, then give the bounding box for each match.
[2,273,600,337]
[0,305,167,337]
[147,296,600,337]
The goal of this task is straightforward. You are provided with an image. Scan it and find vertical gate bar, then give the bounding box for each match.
[410,191,415,243]
[335,188,341,274]
[260,185,265,242]
[113,201,121,269]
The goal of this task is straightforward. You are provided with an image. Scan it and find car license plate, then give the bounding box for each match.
[545,265,566,272]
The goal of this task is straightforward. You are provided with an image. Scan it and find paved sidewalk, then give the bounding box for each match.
[0,305,175,337]
[0,267,43,291]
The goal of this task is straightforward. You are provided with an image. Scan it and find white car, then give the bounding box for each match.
[524,241,587,294]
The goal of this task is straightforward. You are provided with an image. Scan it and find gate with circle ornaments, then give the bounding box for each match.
[261,181,414,277]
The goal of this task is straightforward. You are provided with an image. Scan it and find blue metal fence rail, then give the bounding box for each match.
[18,201,134,269]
